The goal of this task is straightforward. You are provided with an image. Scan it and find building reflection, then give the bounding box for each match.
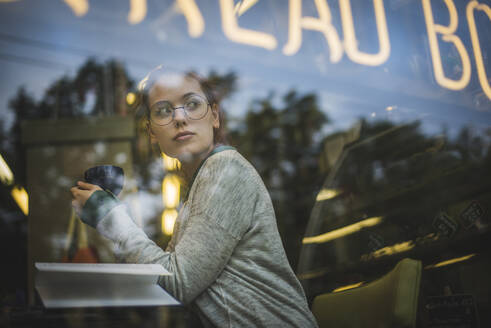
[299,119,491,326]
[0,0,490,326]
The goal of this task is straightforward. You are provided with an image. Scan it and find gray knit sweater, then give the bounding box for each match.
[85,148,318,327]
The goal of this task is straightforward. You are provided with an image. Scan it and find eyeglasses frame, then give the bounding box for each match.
[148,95,211,126]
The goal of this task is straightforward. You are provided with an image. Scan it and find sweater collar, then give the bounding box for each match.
[184,144,235,202]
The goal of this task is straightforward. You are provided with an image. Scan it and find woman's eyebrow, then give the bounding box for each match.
[150,99,171,107]
[181,92,198,100]
[150,92,199,107]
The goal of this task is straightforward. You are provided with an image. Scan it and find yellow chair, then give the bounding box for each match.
[312,258,422,328]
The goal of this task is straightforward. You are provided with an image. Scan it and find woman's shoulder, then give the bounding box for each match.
[203,148,258,179]
[188,148,267,238]
[191,147,264,193]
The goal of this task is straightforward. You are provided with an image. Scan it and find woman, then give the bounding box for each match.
[71,68,318,327]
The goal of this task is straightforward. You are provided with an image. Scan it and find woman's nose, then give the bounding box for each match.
[173,107,187,124]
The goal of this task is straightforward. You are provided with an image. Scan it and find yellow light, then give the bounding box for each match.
[303,217,383,244]
[11,186,28,216]
[361,233,439,261]
[128,0,147,25]
[0,153,14,186]
[234,0,259,17]
[219,0,277,50]
[386,106,394,111]
[162,153,181,171]
[283,0,342,59]
[333,282,364,293]
[316,188,340,201]
[162,174,180,208]
[371,240,415,258]
[297,268,329,280]
[340,0,391,66]
[422,0,471,90]
[126,92,136,106]
[138,73,151,91]
[425,254,476,269]
[162,208,178,235]
[177,0,205,38]
[467,1,491,101]
[63,0,89,17]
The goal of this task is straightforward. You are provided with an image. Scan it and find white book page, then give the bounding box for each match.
[35,262,171,275]
[35,262,180,308]
[36,284,180,308]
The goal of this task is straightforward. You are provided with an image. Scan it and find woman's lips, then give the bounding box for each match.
[174,132,195,141]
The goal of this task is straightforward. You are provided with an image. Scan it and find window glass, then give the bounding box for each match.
[1,1,490,327]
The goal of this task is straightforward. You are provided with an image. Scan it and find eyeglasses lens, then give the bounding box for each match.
[150,95,208,125]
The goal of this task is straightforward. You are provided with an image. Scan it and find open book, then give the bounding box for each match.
[35,262,180,308]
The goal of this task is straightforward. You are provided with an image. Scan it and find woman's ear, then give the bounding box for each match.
[211,104,220,129]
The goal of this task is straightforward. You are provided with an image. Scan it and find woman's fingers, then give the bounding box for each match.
[70,181,103,215]
[71,182,101,210]
[77,181,102,191]
[71,187,97,210]
[70,186,79,196]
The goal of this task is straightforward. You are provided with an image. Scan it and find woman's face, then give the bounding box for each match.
[148,75,219,162]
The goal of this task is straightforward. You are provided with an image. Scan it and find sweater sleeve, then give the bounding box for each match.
[94,152,255,304]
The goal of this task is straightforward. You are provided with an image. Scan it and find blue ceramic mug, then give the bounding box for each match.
[84,165,124,196]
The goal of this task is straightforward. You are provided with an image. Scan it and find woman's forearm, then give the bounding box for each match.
[95,202,238,304]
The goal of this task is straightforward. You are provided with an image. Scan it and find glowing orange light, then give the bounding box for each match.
[162,208,178,235]
[162,153,181,171]
[333,282,364,293]
[371,240,415,258]
[316,188,340,201]
[162,174,180,208]
[11,186,28,215]
[425,254,476,269]
[303,217,383,244]
[126,92,136,106]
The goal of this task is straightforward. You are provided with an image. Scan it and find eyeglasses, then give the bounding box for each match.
[149,94,210,126]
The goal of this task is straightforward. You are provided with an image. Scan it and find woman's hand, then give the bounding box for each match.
[70,181,102,215]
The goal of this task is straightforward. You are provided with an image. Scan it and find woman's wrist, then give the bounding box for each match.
[80,189,120,228]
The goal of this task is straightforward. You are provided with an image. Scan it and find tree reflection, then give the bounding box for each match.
[230,89,328,266]
[1,57,490,311]
[299,117,491,298]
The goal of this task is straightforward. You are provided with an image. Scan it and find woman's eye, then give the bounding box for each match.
[155,106,172,116]
[186,101,199,110]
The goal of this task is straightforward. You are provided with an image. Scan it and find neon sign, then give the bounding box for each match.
[56,1,491,101]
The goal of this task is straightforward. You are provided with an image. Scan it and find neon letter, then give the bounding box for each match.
[283,0,342,61]
[63,0,89,17]
[234,0,259,17]
[175,0,205,38]
[467,1,491,100]
[128,0,147,25]
[340,0,390,66]
[422,0,471,90]
[219,0,277,50]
